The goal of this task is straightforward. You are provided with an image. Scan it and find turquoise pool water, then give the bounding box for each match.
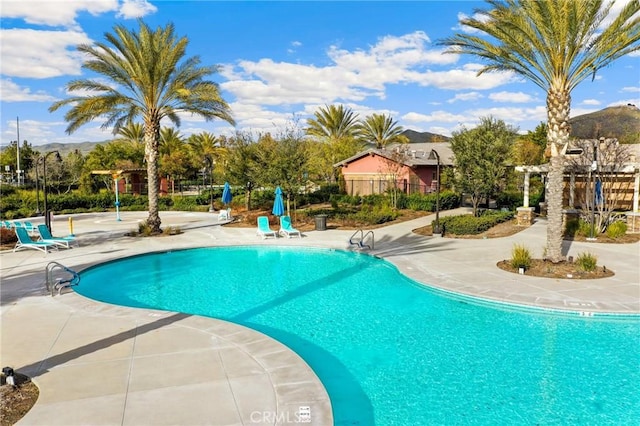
[77,246,640,425]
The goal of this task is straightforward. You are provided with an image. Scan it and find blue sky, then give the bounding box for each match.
[1,0,639,147]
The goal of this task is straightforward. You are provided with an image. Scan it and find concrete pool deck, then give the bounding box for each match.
[1,210,638,425]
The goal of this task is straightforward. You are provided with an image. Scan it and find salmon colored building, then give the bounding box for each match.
[334,143,454,196]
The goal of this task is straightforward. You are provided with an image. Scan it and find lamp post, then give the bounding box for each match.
[35,155,41,215]
[429,149,441,235]
[112,172,122,221]
[43,150,61,232]
[589,141,598,240]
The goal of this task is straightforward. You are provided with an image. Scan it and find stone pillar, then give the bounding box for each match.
[523,172,530,208]
[626,212,640,234]
[516,206,535,226]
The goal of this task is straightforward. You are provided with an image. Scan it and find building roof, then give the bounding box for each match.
[334,143,454,168]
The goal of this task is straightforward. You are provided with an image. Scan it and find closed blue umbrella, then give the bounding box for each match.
[595,178,603,205]
[222,182,233,205]
[272,186,285,216]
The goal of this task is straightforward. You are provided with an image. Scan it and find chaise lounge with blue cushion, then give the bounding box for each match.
[37,224,77,249]
[279,215,301,238]
[256,216,277,239]
[14,227,57,254]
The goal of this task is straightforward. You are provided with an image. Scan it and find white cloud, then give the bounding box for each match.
[447,92,482,103]
[622,86,640,93]
[408,66,517,90]
[1,0,118,28]
[0,79,56,102]
[488,91,534,103]
[221,33,518,111]
[401,110,468,124]
[453,12,490,35]
[117,0,157,19]
[468,106,547,126]
[2,119,114,146]
[0,29,91,78]
[582,99,601,106]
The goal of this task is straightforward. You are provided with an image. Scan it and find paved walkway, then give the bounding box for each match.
[1,210,638,425]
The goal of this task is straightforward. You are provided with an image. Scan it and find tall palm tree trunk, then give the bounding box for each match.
[145,120,162,234]
[545,86,571,262]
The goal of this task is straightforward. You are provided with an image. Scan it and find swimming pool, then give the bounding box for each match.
[77,246,640,424]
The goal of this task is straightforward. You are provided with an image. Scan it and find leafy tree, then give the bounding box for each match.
[567,139,632,233]
[0,140,36,183]
[257,126,309,215]
[225,132,261,210]
[512,122,547,165]
[450,117,517,215]
[439,0,640,262]
[49,21,235,233]
[357,113,409,149]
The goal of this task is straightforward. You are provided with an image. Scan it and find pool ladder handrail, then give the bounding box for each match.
[45,261,80,296]
[349,229,374,250]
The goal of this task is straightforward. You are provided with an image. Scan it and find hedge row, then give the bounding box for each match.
[438,211,514,235]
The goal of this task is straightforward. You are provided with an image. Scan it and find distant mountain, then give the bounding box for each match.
[401,129,450,143]
[33,141,107,156]
[569,104,640,143]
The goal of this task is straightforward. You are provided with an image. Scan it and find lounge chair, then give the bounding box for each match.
[279,215,301,238]
[37,224,77,249]
[256,216,277,239]
[23,221,39,236]
[218,208,231,221]
[14,227,57,254]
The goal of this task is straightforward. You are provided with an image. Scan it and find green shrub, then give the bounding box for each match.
[606,221,627,239]
[576,252,598,272]
[510,244,532,269]
[578,219,595,238]
[439,211,513,235]
[0,227,17,244]
[171,196,198,211]
[353,205,399,224]
[564,218,580,237]
[496,191,523,210]
[137,221,153,237]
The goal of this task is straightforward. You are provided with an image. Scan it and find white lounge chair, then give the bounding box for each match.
[218,208,231,221]
[14,227,57,254]
[256,216,277,239]
[279,215,301,238]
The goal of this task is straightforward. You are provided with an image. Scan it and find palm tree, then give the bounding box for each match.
[357,113,409,149]
[306,104,364,182]
[439,0,640,262]
[306,104,361,142]
[116,122,145,145]
[49,21,235,233]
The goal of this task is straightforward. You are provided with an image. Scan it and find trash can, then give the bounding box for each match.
[314,214,327,231]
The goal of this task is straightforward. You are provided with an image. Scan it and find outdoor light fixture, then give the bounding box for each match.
[112,172,122,221]
[35,155,41,215]
[2,367,15,387]
[43,150,62,232]
[428,149,441,235]
[589,142,598,240]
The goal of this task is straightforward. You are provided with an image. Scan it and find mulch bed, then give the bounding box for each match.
[1,373,39,426]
